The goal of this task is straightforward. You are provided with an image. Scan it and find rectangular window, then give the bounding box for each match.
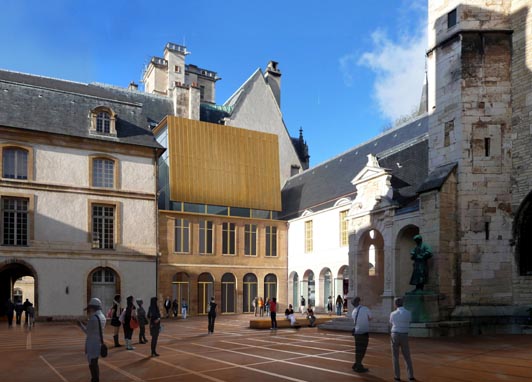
[174,218,190,253]
[265,226,277,257]
[199,220,213,254]
[2,148,28,180]
[484,137,491,157]
[448,9,457,28]
[222,222,236,255]
[92,204,115,249]
[92,158,115,188]
[2,197,28,246]
[244,224,257,256]
[174,65,181,73]
[340,210,348,247]
[305,220,313,253]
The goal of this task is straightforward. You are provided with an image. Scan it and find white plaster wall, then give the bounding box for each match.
[288,203,351,310]
[24,256,156,317]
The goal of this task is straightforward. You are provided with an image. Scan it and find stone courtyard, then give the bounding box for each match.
[1,315,532,382]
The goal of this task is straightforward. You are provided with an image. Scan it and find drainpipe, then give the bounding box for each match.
[153,148,160,297]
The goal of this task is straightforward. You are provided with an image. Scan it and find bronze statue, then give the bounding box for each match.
[409,235,432,292]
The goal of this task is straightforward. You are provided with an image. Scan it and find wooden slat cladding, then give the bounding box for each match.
[167,117,281,211]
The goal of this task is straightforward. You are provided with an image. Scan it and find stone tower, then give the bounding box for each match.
[424,0,514,312]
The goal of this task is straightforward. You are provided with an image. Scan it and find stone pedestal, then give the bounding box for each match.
[404,292,440,323]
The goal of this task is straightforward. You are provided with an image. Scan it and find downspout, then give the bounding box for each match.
[153,148,160,298]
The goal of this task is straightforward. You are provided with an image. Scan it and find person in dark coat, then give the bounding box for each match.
[207,297,217,334]
[23,299,32,324]
[172,299,178,318]
[121,296,136,350]
[147,297,161,357]
[136,299,148,344]
[110,294,122,347]
[5,299,14,327]
[14,301,24,325]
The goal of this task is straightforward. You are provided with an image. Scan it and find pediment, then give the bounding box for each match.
[351,154,389,186]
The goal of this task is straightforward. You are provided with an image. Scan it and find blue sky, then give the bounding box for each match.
[0,0,427,166]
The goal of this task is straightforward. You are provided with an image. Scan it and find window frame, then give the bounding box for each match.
[244,224,258,256]
[199,220,214,255]
[88,200,120,250]
[339,210,349,247]
[0,144,34,181]
[222,222,236,255]
[1,195,31,246]
[304,220,313,253]
[89,155,119,189]
[265,225,278,257]
[174,218,191,254]
[89,106,117,136]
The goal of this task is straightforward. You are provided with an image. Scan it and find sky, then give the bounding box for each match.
[0,0,428,166]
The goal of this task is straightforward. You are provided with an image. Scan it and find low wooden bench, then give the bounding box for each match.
[249,315,332,329]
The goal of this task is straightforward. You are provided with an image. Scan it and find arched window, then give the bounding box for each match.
[90,107,116,136]
[2,147,28,179]
[264,274,277,301]
[96,112,111,134]
[243,273,257,313]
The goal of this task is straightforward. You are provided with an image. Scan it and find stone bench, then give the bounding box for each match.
[249,316,332,329]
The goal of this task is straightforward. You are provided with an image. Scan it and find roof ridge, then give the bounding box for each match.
[0,68,91,86]
[287,114,428,181]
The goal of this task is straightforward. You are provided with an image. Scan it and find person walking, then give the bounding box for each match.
[136,299,148,344]
[300,296,306,315]
[80,298,106,382]
[163,297,171,318]
[147,297,161,357]
[258,297,264,317]
[172,298,179,318]
[265,298,271,317]
[336,295,343,316]
[390,297,415,382]
[351,296,372,373]
[14,301,23,325]
[253,297,257,317]
[5,299,14,327]
[270,297,277,330]
[121,296,137,350]
[110,295,123,347]
[181,298,188,319]
[23,299,32,325]
[327,296,333,314]
[27,304,35,328]
[207,297,217,334]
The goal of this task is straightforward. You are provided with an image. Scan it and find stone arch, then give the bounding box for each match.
[395,225,420,296]
[356,228,385,307]
[319,267,333,312]
[513,191,532,275]
[302,269,315,307]
[0,259,38,317]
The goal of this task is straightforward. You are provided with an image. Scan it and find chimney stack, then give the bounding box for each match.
[264,61,281,108]
[128,81,139,91]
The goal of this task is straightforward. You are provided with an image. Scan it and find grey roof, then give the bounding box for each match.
[417,162,457,193]
[0,69,173,149]
[280,115,429,219]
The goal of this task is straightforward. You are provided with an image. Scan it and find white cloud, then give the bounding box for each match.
[340,1,428,123]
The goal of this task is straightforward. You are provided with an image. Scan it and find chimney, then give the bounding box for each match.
[128,81,139,91]
[264,61,281,108]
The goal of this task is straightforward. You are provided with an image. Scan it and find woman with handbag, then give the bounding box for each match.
[80,298,106,382]
[121,296,137,350]
[110,294,123,347]
[147,297,161,357]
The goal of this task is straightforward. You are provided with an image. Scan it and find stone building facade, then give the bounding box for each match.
[0,70,169,318]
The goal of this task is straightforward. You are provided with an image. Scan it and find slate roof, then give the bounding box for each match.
[0,69,173,149]
[280,115,429,220]
[417,162,457,193]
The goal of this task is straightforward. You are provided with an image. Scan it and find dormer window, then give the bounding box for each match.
[96,112,111,134]
[90,106,117,136]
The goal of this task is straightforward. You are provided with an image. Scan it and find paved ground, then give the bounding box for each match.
[1,314,532,381]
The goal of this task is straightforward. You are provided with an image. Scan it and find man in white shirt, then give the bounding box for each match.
[389,297,415,381]
[351,296,372,373]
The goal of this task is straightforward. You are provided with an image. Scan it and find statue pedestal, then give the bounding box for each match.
[404,291,440,323]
